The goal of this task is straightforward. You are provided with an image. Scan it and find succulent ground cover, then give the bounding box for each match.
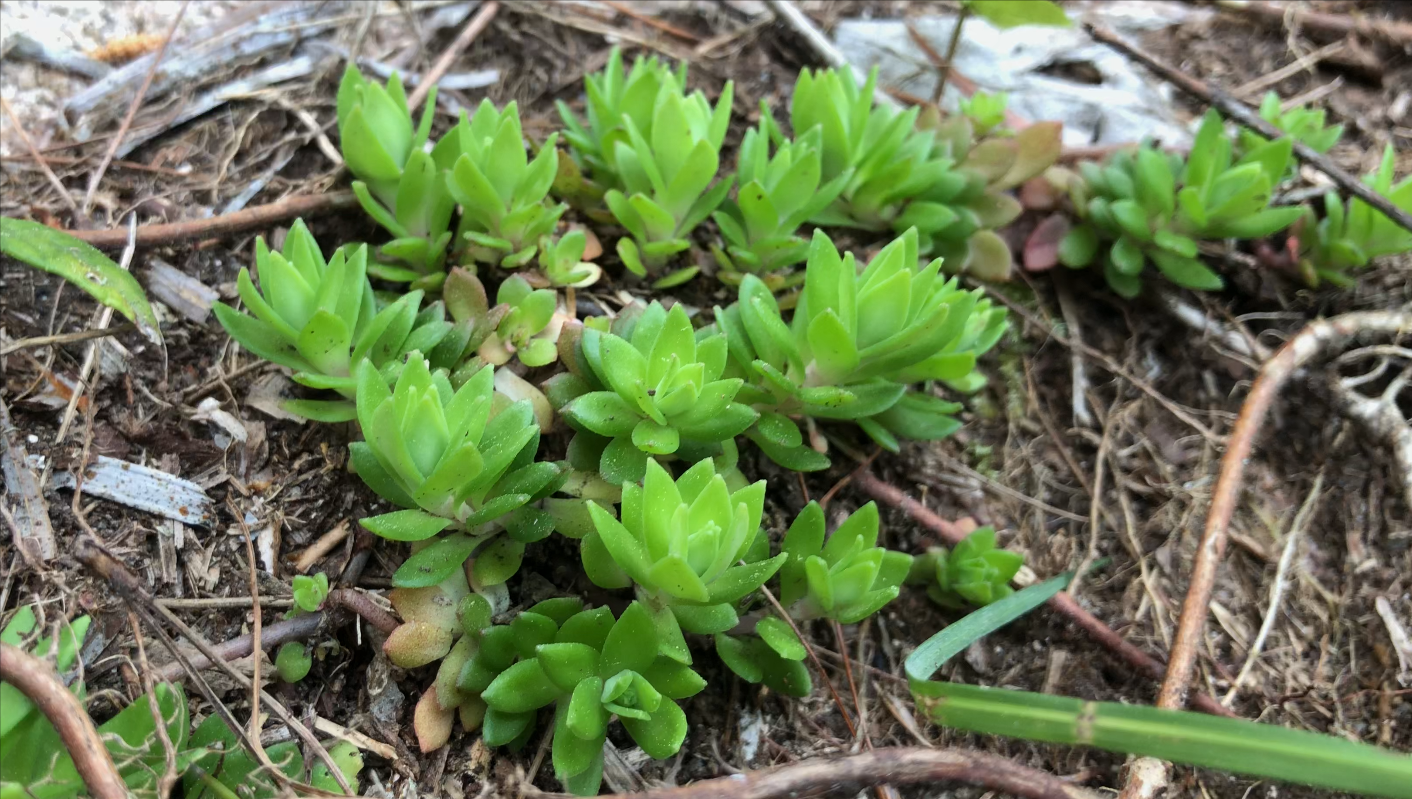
[1,3,1411,799]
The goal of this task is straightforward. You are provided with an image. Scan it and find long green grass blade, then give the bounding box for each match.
[0,218,161,345]
[905,576,1412,798]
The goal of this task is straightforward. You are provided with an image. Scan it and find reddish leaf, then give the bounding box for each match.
[1024,214,1071,272]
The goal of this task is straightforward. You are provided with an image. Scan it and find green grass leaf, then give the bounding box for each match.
[906,575,1412,798]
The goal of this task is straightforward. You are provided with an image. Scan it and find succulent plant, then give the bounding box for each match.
[788,66,1060,279]
[213,221,446,422]
[475,274,562,368]
[710,109,851,284]
[445,99,567,268]
[582,458,783,664]
[1057,109,1306,297]
[906,526,1022,608]
[959,90,1009,136]
[556,46,688,195]
[353,353,565,590]
[716,229,1007,468]
[777,501,912,623]
[336,66,454,283]
[1238,91,1343,179]
[1295,144,1412,286]
[479,601,704,795]
[538,229,603,288]
[598,70,735,284]
[556,301,758,484]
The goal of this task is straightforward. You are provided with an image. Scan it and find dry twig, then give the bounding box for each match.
[1085,24,1412,237]
[406,1,500,110]
[1216,0,1412,46]
[0,643,127,799]
[597,747,1100,799]
[1123,310,1412,799]
[80,1,189,216]
[0,95,79,216]
[65,190,356,250]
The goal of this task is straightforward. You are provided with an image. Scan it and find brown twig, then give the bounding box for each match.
[150,589,396,683]
[1084,23,1412,237]
[74,537,350,795]
[61,190,357,250]
[406,1,500,110]
[1156,312,1410,709]
[1,95,80,216]
[1216,0,1412,46]
[756,581,856,737]
[0,642,127,799]
[850,470,1237,719]
[1122,311,1412,799]
[80,1,188,216]
[233,503,270,770]
[601,0,701,43]
[128,611,179,798]
[597,746,1099,799]
[293,520,350,573]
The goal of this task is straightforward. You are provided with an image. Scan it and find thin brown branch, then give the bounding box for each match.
[152,611,323,683]
[1122,310,1412,799]
[756,581,857,737]
[1,95,79,216]
[597,746,1099,799]
[850,470,1238,719]
[1216,0,1412,45]
[150,588,397,683]
[128,611,179,798]
[61,190,357,250]
[601,0,701,43]
[406,1,500,110]
[1156,311,1411,710]
[81,1,188,216]
[1084,23,1412,237]
[74,536,350,796]
[0,642,127,799]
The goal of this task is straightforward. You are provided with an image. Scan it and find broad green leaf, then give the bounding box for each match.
[1,219,162,344]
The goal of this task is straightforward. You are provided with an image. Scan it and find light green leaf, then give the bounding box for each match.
[1,218,162,345]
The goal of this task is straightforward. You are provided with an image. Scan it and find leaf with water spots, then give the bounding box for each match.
[1,218,161,344]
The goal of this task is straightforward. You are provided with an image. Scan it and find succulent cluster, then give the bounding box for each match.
[1295,144,1412,285]
[1238,91,1343,178]
[553,301,758,484]
[710,110,850,283]
[338,67,596,289]
[717,228,1007,469]
[480,601,704,794]
[355,354,564,590]
[789,66,1060,280]
[212,221,438,421]
[557,47,734,285]
[907,527,1022,608]
[1056,109,1306,296]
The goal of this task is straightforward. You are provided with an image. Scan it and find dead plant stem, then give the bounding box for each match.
[81,1,189,216]
[596,746,1099,799]
[1123,310,1412,799]
[0,643,127,799]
